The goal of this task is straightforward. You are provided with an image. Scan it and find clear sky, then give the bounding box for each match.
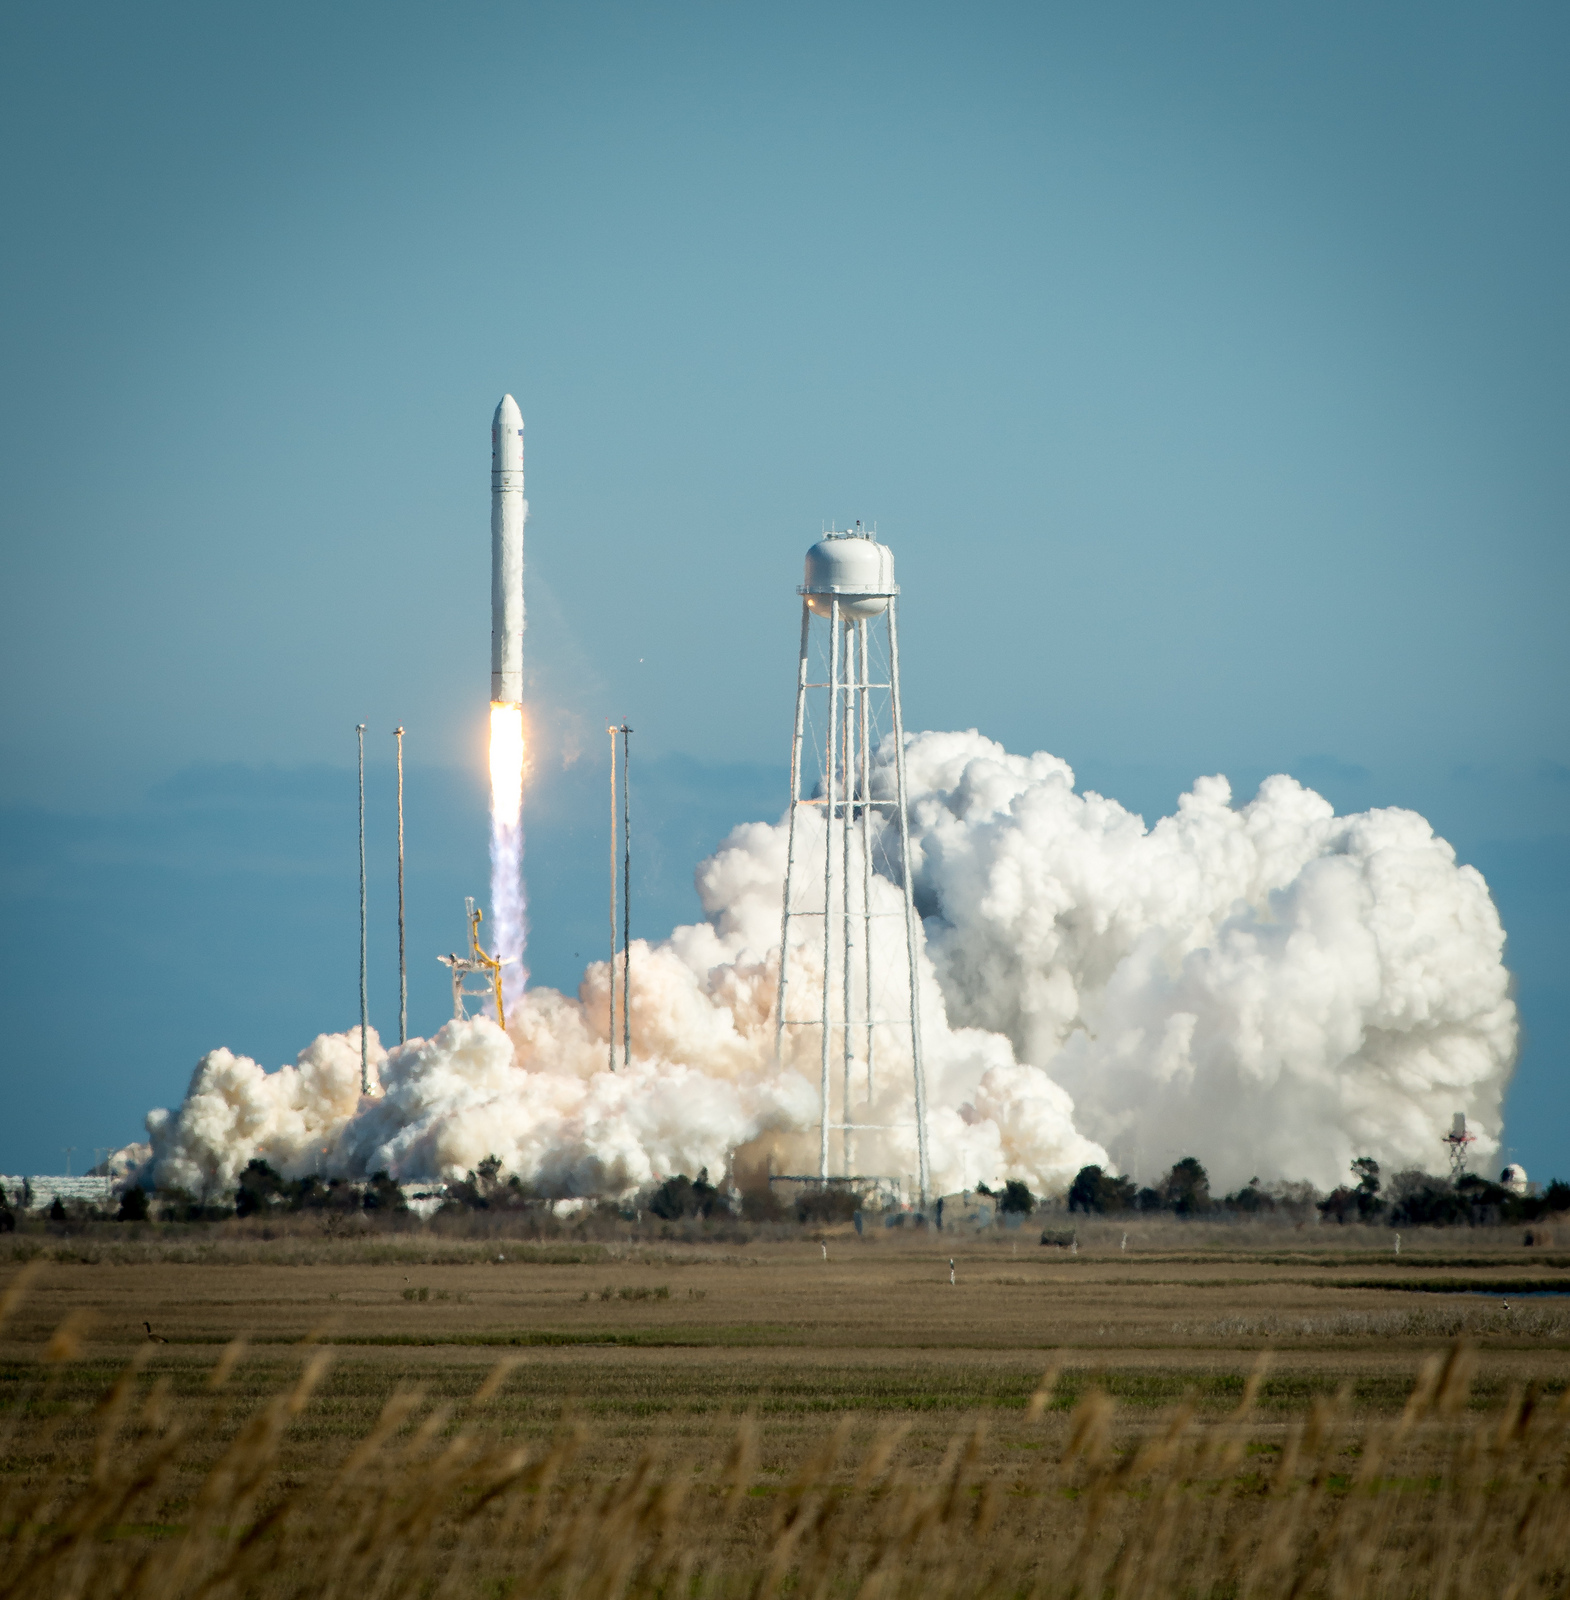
[1,2,1565,1179]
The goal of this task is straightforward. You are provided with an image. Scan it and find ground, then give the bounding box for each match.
[6,1219,1568,1456]
[4,1219,1569,1595]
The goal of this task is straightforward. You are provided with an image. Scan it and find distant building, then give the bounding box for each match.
[1,1176,115,1211]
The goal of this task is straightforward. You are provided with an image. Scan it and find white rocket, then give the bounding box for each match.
[490,394,526,705]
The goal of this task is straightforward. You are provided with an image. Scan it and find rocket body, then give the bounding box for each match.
[490,394,526,704]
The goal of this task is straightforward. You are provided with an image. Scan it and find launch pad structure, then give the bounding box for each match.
[775,528,933,1207]
[439,898,510,1027]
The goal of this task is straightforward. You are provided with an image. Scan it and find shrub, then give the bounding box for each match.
[1159,1157,1211,1216]
[1067,1167,1100,1213]
[1514,1179,1570,1224]
[795,1186,859,1225]
[156,1185,234,1222]
[361,1171,408,1213]
[235,1159,289,1217]
[1351,1157,1386,1220]
[1223,1178,1275,1214]
[739,1185,789,1222]
[1388,1170,1468,1227]
[1381,1168,1537,1228]
[1067,1166,1136,1214]
[648,1168,727,1221]
[1455,1173,1515,1223]
[444,1156,537,1213]
[116,1185,150,1223]
[1316,1160,1384,1223]
[1317,1186,1360,1224]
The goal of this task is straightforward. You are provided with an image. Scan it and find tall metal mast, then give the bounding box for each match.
[608,726,618,1073]
[357,722,369,1095]
[621,724,632,1070]
[608,723,633,1070]
[394,725,407,1045]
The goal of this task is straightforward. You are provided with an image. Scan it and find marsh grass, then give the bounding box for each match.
[8,1209,1569,1274]
[0,1237,622,1270]
[4,1266,1570,1597]
[1196,1303,1570,1342]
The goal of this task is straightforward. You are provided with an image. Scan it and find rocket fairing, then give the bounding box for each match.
[490,394,526,704]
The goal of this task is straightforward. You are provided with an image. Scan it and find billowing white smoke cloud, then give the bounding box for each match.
[890,732,1517,1192]
[123,731,1516,1201]
[131,1029,379,1195]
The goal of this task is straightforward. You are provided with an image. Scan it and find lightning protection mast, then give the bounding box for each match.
[606,724,633,1071]
[357,722,369,1096]
[774,526,932,1207]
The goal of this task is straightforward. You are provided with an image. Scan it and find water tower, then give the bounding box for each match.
[774,527,933,1205]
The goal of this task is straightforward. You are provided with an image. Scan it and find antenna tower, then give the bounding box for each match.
[1442,1112,1476,1181]
[775,525,932,1207]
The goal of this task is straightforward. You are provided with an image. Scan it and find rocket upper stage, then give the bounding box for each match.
[490,394,527,705]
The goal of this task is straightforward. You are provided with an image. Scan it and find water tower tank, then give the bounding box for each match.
[803,533,894,620]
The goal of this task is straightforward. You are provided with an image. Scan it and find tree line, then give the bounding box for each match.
[8,1154,1567,1232]
[1066,1157,1570,1227]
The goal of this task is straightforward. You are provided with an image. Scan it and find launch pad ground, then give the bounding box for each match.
[5,1228,1569,1470]
[6,1230,1570,1594]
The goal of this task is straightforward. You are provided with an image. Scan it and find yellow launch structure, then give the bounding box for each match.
[438,897,509,1029]
[469,903,506,1028]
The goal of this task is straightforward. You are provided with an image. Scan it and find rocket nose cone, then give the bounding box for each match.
[492,393,525,476]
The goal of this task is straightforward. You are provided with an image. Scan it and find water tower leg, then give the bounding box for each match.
[841,619,855,1178]
[819,600,840,1183]
[858,618,874,1105]
[887,599,931,1207]
[775,601,811,1063]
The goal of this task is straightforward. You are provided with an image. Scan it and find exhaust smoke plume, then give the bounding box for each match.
[120,732,1517,1202]
[893,732,1516,1192]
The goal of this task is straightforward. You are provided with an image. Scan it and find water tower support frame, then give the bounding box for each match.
[774,583,932,1207]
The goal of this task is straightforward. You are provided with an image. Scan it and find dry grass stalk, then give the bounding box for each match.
[5,1320,1570,1598]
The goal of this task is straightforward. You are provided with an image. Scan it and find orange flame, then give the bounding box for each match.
[489,702,525,826]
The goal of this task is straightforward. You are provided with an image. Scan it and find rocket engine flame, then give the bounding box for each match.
[489,702,525,827]
[488,701,528,1013]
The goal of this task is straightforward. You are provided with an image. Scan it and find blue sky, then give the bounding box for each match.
[1,2,1564,1179]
